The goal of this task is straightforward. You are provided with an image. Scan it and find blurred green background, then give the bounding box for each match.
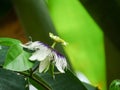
[48,0,106,89]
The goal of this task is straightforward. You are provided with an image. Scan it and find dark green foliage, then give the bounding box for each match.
[0,68,28,90]
[0,0,12,18]
[33,70,87,90]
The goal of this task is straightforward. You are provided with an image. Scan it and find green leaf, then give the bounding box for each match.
[11,0,55,44]
[0,68,28,90]
[0,38,20,46]
[0,38,33,71]
[33,70,87,90]
[0,45,9,66]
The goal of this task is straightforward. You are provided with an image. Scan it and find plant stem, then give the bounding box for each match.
[51,42,56,48]
[18,71,30,77]
[31,62,39,73]
[31,75,51,90]
[18,71,51,90]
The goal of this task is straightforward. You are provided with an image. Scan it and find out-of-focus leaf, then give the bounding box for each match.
[0,0,12,18]
[82,82,99,90]
[109,79,120,90]
[0,68,28,90]
[79,0,120,85]
[0,38,33,71]
[0,45,9,66]
[11,0,55,44]
[48,0,106,89]
[33,70,87,90]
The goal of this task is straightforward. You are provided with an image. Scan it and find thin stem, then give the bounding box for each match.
[54,72,62,74]
[18,71,51,90]
[18,71,30,77]
[29,68,33,76]
[31,75,51,90]
[51,42,56,48]
[31,63,39,74]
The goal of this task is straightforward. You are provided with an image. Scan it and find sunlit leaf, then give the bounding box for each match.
[0,38,33,71]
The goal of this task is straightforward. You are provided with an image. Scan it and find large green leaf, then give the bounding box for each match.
[33,70,87,90]
[0,68,28,90]
[11,0,55,44]
[0,38,33,71]
[48,0,106,89]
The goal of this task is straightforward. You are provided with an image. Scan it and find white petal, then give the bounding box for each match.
[61,58,67,69]
[29,49,51,61]
[53,52,67,73]
[20,41,44,51]
[29,41,41,50]
[55,57,65,73]
[20,43,29,48]
[29,51,39,61]
[39,57,50,73]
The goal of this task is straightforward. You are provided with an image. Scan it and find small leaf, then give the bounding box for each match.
[109,79,120,90]
[0,68,28,90]
[0,38,34,71]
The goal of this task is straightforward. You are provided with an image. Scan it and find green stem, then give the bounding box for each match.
[31,75,51,90]
[54,72,62,74]
[31,63,39,74]
[18,71,50,90]
[18,71,30,77]
[51,42,56,48]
